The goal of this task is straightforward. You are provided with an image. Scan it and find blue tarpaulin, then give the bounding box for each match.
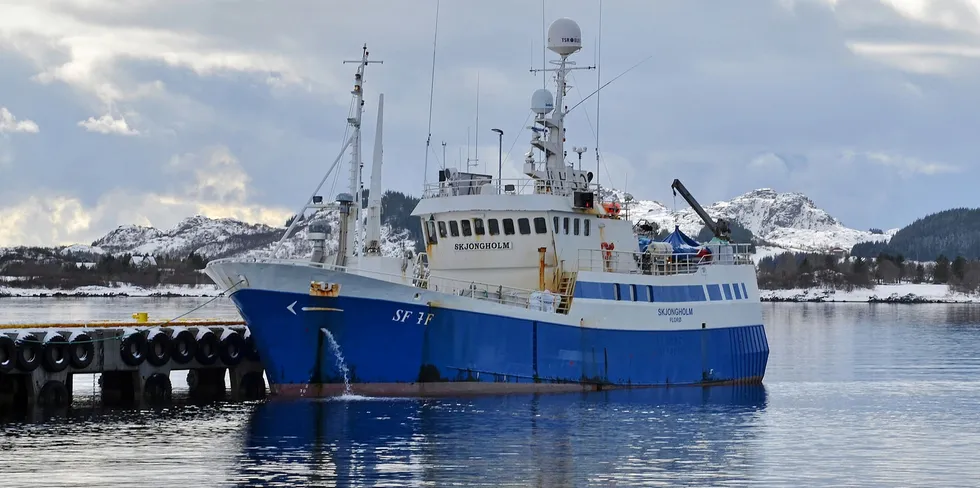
[662,226,702,254]
[638,236,652,252]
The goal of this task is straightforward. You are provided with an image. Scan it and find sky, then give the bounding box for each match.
[1,0,979,247]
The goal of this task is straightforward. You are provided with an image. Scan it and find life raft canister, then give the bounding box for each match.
[601,201,621,218]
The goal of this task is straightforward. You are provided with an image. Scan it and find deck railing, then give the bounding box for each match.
[422,177,593,199]
[208,257,562,313]
[577,243,754,276]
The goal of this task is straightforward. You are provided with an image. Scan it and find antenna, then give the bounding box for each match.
[422,0,440,188]
[465,76,481,172]
[596,0,602,193]
[573,146,587,171]
[541,0,546,90]
[441,141,447,170]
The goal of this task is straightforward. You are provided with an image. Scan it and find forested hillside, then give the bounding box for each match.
[757,251,980,294]
[851,208,980,261]
[381,190,423,252]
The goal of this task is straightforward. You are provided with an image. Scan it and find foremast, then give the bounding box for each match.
[342,45,383,263]
[271,44,382,266]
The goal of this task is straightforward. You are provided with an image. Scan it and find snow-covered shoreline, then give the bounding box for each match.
[0,283,223,298]
[3,282,976,304]
[760,284,978,304]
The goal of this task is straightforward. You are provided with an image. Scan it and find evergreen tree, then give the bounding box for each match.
[935,254,951,284]
[953,256,967,280]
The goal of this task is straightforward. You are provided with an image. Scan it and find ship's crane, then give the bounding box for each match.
[670,179,731,241]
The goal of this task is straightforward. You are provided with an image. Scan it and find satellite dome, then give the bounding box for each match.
[530,88,554,115]
[547,18,582,56]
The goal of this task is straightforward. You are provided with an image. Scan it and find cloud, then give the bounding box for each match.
[1,0,980,245]
[0,145,290,247]
[842,149,962,176]
[77,113,139,135]
[0,107,39,134]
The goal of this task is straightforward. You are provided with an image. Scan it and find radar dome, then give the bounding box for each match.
[530,88,554,115]
[547,18,582,56]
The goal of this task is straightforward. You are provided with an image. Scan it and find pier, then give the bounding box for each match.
[0,314,265,419]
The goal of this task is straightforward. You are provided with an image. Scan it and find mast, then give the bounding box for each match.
[342,44,382,264]
[365,93,384,255]
[527,18,593,195]
[270,45,380,260]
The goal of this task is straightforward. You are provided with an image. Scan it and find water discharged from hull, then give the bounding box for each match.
[320,328,352,396]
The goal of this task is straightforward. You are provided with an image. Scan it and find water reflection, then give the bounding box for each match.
[236,385,768,487]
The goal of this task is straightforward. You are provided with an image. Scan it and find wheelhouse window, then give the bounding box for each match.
[425,220,438,244]
[553,216,560,233]
[584,219,591,236]
[488,218,500,235]
[573,218,580,236]
[473,218,485,235]
[518,218,531,235]
[563,217,569,235]
[461,219,472,236]
[533,217,547,234]
[450,220,460,237]
[438,221,448,238]
[503,218,515,235]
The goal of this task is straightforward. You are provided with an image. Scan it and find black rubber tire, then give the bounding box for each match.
[145,330,171,367]
[0,335,15,374]
[120,332,147,366]
[37,380,71,409]
[195,330,218,366]
[170,329,196,365]
[68,333,95,369]
[41,334,69,373]
[15,333,41,372]
[244,333,260,362]
[219,330,244,366]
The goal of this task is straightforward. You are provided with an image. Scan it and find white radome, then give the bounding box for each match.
[547,18,582,56]
[531,88,555,115]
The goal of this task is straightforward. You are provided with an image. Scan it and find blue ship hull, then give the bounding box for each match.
[230,288,769,397]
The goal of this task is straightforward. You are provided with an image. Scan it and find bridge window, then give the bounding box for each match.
[437,221,448,238]
[518,218,531,235]
[488,218,500,235]
[503,218,515,235]
[425,220,438,244]
[474,218,485,236]
[584,219,591,236]
[573,218,580,236]
[449,220,460,237]
[461,219,472,236]
[533,217,547,234]
[553,216,560,232]
[563,217,569,235]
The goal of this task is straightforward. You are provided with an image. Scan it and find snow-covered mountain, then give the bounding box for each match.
[3,187,893,265]
[622,188,896,253]
[69,207,417,261]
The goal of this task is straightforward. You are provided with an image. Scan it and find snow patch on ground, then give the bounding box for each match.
[760,284,978,303]
[0,283,222,298]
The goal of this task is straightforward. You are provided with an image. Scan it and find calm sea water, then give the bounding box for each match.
[2,298,980,487]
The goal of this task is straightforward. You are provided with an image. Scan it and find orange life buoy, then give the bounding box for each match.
[600,241,615,261]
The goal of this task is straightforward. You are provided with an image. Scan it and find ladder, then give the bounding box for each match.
[555,270,577,314]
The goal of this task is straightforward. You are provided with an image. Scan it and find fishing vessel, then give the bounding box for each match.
[204,18,769,397]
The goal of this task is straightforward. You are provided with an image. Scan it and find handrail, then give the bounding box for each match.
[207,257,563,313]
[577,243,754,276]
[422,177,596,199]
